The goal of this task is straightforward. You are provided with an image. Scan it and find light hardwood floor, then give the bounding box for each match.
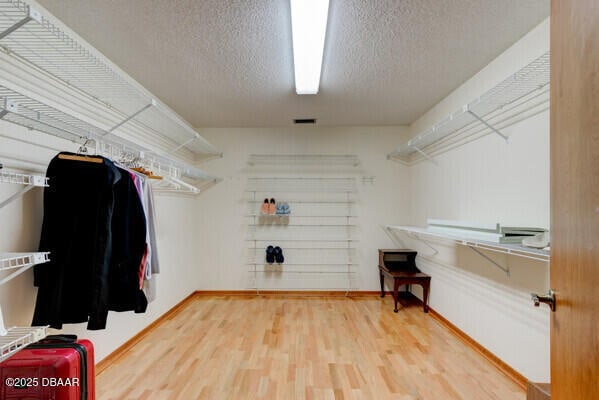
[97,295,525,399]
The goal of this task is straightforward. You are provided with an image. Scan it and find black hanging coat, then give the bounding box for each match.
[33,153,121,330]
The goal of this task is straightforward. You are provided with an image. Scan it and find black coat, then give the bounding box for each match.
[33,153,147,330]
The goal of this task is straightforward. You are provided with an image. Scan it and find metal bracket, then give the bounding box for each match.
[105,100,155,135]
[405,231,439,256]
[0,184,36,210]
[384,226,439,257]
[0,6,41,41]
[467,109,509,142]
[412,146,438,165]
[467,245,510,276]
[169,134,199,154]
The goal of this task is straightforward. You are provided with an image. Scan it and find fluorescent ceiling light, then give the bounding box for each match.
[290,0,330,95]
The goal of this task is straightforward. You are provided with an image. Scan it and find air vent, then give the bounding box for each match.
[293,118,316,124]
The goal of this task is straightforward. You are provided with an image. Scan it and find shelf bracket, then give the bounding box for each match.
[384,226,439,256]
[466,244,510,276]
[105,100,155,135]
[168,134,199,155]
[412,146,438,165]
[0,7,42,41]
[467,110,509,142]
[0,263,35,286]
[0,184,35,210]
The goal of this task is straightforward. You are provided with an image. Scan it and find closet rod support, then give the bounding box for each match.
[412,146,437,165]
[105,100,155,135]
[0,185,35,210]
[467,110,509,142]
[467,245,510,276]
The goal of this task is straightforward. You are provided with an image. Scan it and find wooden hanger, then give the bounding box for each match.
[58,153,103,164]
[58,139,103,164]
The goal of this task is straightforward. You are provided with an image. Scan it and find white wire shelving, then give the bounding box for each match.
[385,225,549,276]
[0,85,219,187]
[0,168,48,209]
[0,326,47,362]
[0,0,219,158]
[247,174,359,294]
[248,154,360,167]
[388,52,550,165]
[0,252,50,286]
[0,252,50,358]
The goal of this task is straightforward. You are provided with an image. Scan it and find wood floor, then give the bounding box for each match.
[97,295,525,400]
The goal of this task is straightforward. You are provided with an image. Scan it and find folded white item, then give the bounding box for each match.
[522,231,550,249]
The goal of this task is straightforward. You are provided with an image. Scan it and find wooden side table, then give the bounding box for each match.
[379,265,431,313]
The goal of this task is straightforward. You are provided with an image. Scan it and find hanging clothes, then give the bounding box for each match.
[33,153,149,330]
[131,171,160,303]
[33,152,121,330]
[108,168,148,314]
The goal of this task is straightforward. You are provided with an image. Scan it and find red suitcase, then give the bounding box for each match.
[0,335,95,399]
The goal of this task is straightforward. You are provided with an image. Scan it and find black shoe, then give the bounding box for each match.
[265,245,275,264]
[274,246,284,264]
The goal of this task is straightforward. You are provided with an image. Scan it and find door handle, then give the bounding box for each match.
[531,289,556,312]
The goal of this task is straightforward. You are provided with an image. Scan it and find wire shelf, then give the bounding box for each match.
[0,0,218,156]
[248,154,360,166]
[0,326,47,362]
[0,252,49,271]
[0,170,47,186]
[386,225,550,262]
[0,85,217,182]
[388,52,550,162]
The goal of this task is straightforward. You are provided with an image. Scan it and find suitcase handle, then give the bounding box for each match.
[40,334,78,343]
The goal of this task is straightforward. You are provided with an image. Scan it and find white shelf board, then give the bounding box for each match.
[0,326,47,362]
[0,0,218,156]
[388,52,550,162]
[386,225,549,262]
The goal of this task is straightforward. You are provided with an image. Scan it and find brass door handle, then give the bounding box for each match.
[531,289,556,312]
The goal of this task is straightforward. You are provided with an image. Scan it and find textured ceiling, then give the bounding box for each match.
[36,0,549,127]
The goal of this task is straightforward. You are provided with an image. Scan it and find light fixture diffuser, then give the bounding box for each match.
[290,0,330,95]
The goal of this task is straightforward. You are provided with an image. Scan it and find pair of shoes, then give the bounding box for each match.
[265,246,284,264]
[260,198,277,215]
[275,202,290,215]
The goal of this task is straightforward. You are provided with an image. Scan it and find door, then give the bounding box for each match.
[550,0,599,399]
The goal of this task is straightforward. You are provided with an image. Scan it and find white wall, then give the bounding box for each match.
[194,126,411,291]
[0,121,200,362]
[195,18,551,383]
[394,18,551,382]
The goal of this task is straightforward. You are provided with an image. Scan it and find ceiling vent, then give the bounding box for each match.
[293,118,317,124]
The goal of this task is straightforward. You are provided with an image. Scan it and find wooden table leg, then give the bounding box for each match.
[422,281,430,313]
[393,279,401,312]
[380,270,385,298]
